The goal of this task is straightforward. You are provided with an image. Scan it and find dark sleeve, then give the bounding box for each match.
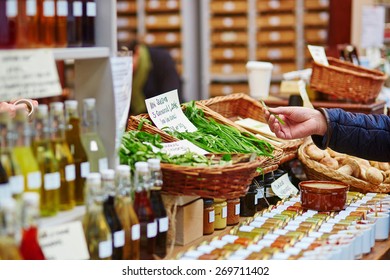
[311,108,390,162]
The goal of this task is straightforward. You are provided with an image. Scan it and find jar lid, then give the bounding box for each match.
[214,198,227,204]
[203,198,214,207]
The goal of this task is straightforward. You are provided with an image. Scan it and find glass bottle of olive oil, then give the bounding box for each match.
[114,165,140,260]
[31,105,60,217]
[11,108,42,196]
[81,98,108,173]
[49,102,75,211]
[82,173,112,260]
[64,100,89,206]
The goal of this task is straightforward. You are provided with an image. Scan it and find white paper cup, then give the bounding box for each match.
[246,61,273,99]
[367,213,390,241]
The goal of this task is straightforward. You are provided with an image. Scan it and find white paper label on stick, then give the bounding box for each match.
[271,173,298,199]
[160,140,208,156]
[145,90,197,133]
[307,45,329,66]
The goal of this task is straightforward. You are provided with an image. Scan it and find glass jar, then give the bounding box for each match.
[213,199,227,230]
[240,185,257,217]
[203,198,215,235]
[227,197,240,226]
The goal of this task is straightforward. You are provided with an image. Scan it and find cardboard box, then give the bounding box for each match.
[175,198,204,246]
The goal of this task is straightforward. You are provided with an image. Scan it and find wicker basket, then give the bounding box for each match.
[310,57,387,104]
[298,139,390,194]
[197,93,303,164]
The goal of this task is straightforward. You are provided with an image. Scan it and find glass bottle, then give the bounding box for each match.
[67,0,83,47]
[64,100,89,206]
[17,0,39,48]
[55,0,67,47]
[31,104,60,217]
[0,111,23,201]
[49,102,76,211]
[101,169,124,260]
[240,184,257,217]
[38,0,56,47]
[82,173,112,260]
[19,192,45,260]
[0,198,22,260]
[81,0,96,46]
[0,161,11,204]
[10,108,42,195]
[203,198,214,235]
[213,199,227,230]
[147,158,167,259]
[81,98,108,173]
[114,164,140,260]
[0,0,17,49]
[133,162,157,260]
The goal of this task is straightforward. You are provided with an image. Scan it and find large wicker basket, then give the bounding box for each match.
[197,93,303,164]
[298,139,390,194]
[310,57,387,104]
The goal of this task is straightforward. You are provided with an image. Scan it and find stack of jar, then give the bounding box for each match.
[0,0,96,49]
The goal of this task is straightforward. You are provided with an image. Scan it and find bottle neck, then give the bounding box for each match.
[12,117,32,147]
[150,169,163,191]
[50,111,66,140]
[115,174,132,198]
[82,107,98,133]
[134,170,150,193]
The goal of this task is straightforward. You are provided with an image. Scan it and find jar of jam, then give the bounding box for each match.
[240,185,257,217]
[214,199,227,230]
[227,197,240,226]
[203,198,215,235]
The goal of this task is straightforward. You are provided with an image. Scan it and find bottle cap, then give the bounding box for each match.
[65,100,78,110]
[83,98,96,109]
[37,104,48,115]
[86,173,101,185]
[135,162,149,172]
[116,165,130,175]
[147,158,161,169]
[50,102,64,111]
[101,169,115,180]
[22,192,40,206]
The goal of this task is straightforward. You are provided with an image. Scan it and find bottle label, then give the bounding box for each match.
[27,171,41,190]
[6,0,18,17]
[113,230,125,248]
[90,140,98,151]
[222,206,227,219]
[73,1,83,17]
[209,210,215,223]
[26,0,37,16]
[10,175,24,195]
[44,172,61,190]
[65,164,76,182]
[98,239,112,259]
[43,0,55,17]
[56,0,68,16]
[159,216,169,233]
[98,158,108,173]
[147,220,157,238]
[235,203,240,215]
[87,2,97,17]
[0,183,12,200]
[80,162,90,178]
[131,224,140,240]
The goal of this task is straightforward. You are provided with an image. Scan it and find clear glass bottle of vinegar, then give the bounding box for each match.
[64,100,90,206]
[82,173,112,260]
[38,0,56,47]
[67,0,83,47]
[10,108,42,196]
[0,0,18,49]
[17,0,39,48]
[81,98,108,173]
[133,162,157,260]
[49,102,75,211]
[31,105,60,217]
[114,165,140,260]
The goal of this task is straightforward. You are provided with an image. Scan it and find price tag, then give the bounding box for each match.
[0,49,62,101]
[147,220,157,238]
[159,217,169,233]
[56,0,68,16]
[87,2,96,17]
[65,164,76,182]
[132,224,140,240]
[98,240,112,259]
[160,140,208,156]
[209,211,215,223]
[271,173,298,199]
[80,162,90,178]
[307,45,329,66]
[73,1,83,17]
[27,171,41,190]
[10,175,24,195]
[44,172,60,190]
[114,230,125,248]
[222,206,227,219]
[26,0,37,16]
[145,90,197,133]
[235,204,240,215]
[38,221,90,260]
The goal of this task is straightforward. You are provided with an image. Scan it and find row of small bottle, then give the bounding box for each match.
[0,97,108,218]
[0,0,96,49]
[82,159,169,260]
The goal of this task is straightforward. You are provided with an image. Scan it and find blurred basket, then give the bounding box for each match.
[298,139,390,193]
[310,57,387,104]
[197,93,303,164]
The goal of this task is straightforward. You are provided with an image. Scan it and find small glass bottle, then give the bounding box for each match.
[17,0,39,48]
[81,0,95,46]
[227,197,240,226]
[101,169,124,260]
[203,198,214,235]
[0,0,17,49]
[82,173,112,260]
[64,100,90,206]
[38,0,56,47]
[67,0,83,47]
[114,165,140,260]
[240,185,257,217]
[0,198,22,260]
[19,192,45,260]
[213,199,227,230]
[49,102,76,211]
[55,0,68,47]
[147,158,168,259]
[133,162,157,260]
[31,104,60,217]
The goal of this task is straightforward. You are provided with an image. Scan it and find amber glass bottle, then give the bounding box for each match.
[0,0,17,49]
[55,0,67,47]
[67,0,82,47]
[17,0,39,48]
[64,100,89,206]
[81,0,95,46]
[38,0,56,47]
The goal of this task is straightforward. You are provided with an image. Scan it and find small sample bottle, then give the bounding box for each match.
[213,199,227,230]
[203,198,214,235]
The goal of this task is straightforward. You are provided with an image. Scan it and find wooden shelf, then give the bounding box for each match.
[52,47,110,60]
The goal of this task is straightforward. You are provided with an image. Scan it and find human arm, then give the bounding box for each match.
[0,99,38,118]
